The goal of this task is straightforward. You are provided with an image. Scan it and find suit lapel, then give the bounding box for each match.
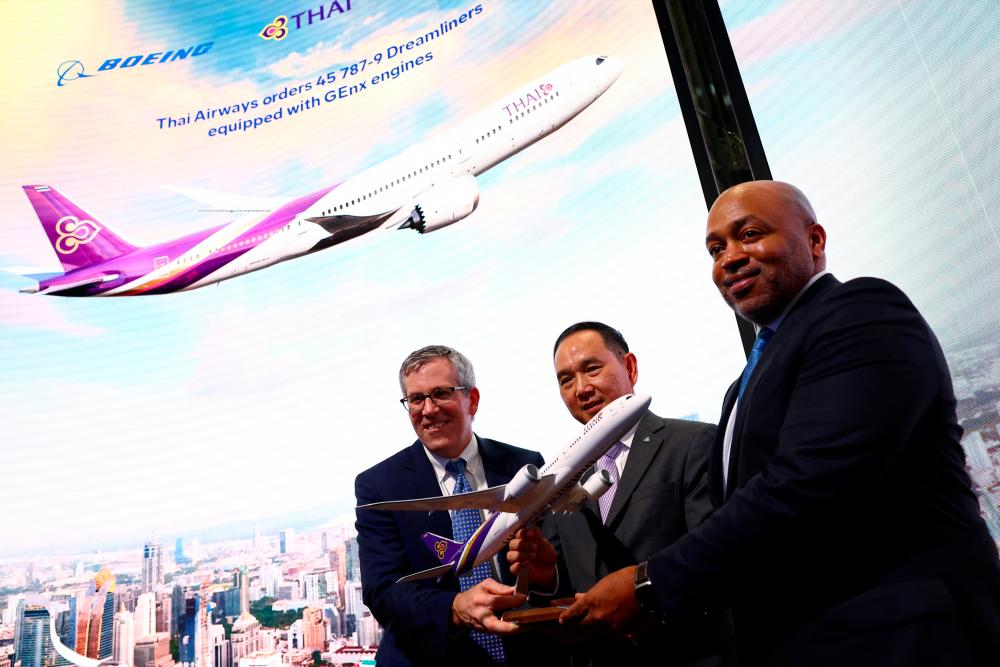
[478,436,517,487]
[402,441,453,539]
[725,274,840,497]
[605,411,661,526]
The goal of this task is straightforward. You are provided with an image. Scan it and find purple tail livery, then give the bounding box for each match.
[23,185,136,272]
[420,533,464,565]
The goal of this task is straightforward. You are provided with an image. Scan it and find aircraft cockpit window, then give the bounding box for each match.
[596,56,606,65]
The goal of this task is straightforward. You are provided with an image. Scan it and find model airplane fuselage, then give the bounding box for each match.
[19,56,623,296]
[357,393,651,583]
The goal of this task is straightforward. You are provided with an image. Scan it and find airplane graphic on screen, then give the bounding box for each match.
[18,56,623,296]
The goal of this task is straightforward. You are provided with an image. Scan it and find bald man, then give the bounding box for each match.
[561,181,1000,666]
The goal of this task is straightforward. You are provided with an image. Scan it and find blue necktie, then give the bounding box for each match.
[737,328,774,401]
[445,458,505,665]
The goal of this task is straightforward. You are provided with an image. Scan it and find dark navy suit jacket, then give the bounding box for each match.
[647,275,1000,666]
[355,436,544,667]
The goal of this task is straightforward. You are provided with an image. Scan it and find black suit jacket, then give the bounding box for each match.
[544,410,719,665]
[355,436,544,667]
[647,275,1000,666]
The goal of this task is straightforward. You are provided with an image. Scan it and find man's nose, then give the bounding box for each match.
[420,398,441,415]
[720,243,748,271]
[575,374,595,396]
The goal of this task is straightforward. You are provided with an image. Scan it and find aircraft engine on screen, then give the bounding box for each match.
[503,463,541,501]
[404,174,479,234]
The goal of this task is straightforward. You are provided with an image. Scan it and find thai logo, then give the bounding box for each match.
[260,2,352,40]
[260,16,289,40]
[501,83,555,117]
[434,540,448,560]
[55,216,102,254]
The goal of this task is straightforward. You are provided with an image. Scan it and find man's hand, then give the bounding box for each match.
[560,565,640,633]
[506,526,558,590]
[450,578,526,634]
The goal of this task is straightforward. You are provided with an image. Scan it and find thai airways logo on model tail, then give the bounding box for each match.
[55,216,102,255]
[260,1,352,41]
[56,42,214,87]
[502,83,554,117]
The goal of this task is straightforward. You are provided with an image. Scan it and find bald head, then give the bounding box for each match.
[705,180,826,325]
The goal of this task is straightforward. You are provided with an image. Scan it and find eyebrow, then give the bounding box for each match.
[705,215,756,243]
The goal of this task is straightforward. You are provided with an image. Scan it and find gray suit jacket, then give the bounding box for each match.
[543,410,721,666]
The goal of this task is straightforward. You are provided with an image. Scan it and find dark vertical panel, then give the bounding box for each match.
[652,0,771,355]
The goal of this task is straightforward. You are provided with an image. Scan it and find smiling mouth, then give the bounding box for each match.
[726,271,759,295]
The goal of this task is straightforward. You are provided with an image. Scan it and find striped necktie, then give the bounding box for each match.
[596,441,625,523]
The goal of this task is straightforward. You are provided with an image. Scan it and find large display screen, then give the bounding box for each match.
[3,2,997,645]
[1,1,743,567]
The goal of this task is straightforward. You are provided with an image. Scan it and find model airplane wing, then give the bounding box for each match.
[396,562,454,584]
[358,474,557,514]
[358,484,511,513]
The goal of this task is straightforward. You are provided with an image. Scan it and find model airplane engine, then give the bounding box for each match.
[503,464,541,501]
[549,469,614,514]
[582,468,614,500]
[405,174,479,233]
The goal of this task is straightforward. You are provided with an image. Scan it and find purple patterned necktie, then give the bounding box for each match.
[445,458,506,665]
[597,441,625,523]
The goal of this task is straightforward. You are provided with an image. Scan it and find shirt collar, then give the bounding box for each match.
[618,421,641,451]
[424,433,482,484]
[760,270,828,333]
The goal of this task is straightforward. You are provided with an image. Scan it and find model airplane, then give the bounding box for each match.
[357,393,651,583]
[17,55,623,296]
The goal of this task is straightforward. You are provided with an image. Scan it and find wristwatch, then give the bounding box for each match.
[634,560,659,613]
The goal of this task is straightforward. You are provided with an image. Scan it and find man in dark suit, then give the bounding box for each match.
[508,322,719,665]
[559,181,1000,666]
[355,345,544,666]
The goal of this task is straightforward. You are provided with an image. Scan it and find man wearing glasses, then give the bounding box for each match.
[355,345,545,667]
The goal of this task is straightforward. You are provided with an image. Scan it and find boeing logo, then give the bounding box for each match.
[56,60,93,87]
[55,43,214,87]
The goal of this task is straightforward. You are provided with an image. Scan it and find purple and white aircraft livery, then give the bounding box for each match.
[357,393,651,584]
[18,56,623,297]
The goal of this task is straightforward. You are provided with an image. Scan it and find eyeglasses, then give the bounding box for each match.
[400,386,468,412]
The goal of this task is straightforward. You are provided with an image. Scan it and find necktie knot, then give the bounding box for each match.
[445,458,467,477]
[598,441,624,470]
[753,327,774,352]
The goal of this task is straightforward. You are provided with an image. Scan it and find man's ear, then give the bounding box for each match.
[467,386,480,417]
[624,352,639,387]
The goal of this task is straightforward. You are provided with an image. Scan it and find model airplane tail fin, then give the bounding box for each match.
[22,185,137,272]
[420,532,465,565]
